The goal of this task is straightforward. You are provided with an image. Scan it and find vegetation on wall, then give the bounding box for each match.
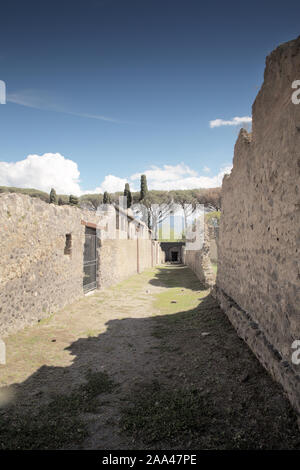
[205,210,221,227]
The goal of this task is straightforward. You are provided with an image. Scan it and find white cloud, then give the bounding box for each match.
[94,174,129,194]
[129,162,231,190]
[0,153,82,195]
[209,116,252,128]
[203,166,210,173]
[131,163,197,185]
[0,156,232,196]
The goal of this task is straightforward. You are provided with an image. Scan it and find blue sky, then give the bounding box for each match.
[0,0,299,194]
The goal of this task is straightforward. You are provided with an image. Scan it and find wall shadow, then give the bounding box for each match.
[0,286,299,450]
[149,264,203,291]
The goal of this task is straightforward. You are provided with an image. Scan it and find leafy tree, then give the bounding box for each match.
[132,191,174,235]
[69,194,79,206]
[205,210,221,227]
[58,197,63,206]
[140,174,148,201]
[49,188,57,204]
[2,183,222,212]
[80,193,102,210]
[124,183,132,208]
[171,191,197,235]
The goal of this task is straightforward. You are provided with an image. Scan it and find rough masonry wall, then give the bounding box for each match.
[183,223,216,288]
[98,238,163,288]
[216,36,300,415]
[208,226,218,264]
[98,239,137,288]
[0,193,99,337]
[0,193,163,337]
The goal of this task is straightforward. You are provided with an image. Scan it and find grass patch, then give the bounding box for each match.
[84,329,101,338]
[152,266,208,317]
[0,371,116,450]
[211,262,218,274]
[120,381,300,449]
[151,266,210,340]
[153,288,207,316]
[120,381,225,447]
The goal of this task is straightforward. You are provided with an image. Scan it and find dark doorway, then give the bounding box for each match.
[83,227,97,293]
[171,251,178,262]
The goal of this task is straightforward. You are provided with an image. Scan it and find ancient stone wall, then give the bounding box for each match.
[97,238,161,288]
[183,222,215,288]
[208,226,218,264]
[216,36,300,415]
[0,193,163,336]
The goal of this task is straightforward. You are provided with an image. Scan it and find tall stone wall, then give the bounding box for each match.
[0,193,163,337]
[216,36,300,415]
[183,223,216,288]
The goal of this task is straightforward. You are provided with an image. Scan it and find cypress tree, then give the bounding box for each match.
[123,183,132,208]
[49,188,57,204]
[69,194,79,206]
[103,191,110,204]
[140,174,148,201]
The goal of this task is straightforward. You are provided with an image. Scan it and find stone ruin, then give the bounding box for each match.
[216,36,300,418]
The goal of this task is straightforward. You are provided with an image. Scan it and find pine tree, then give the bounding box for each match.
[69,194,79,206]
[140,174,148,201]
[103,191,110,204]
[123,183,132,208]
[49,188,57,204]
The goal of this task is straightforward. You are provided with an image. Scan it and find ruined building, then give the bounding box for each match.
[0,193,163,337]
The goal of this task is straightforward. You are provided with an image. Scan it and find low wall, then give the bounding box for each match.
[216,36,300,416]
[0,193,163,337]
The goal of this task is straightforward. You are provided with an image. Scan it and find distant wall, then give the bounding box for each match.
[0,193,163,336]
[160,242,185,262]
[98,238,162,288]
[216,36,300,415]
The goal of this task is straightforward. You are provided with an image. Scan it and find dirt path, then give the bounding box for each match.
[0,265,299,450]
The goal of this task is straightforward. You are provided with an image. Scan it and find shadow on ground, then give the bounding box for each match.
[149,264,201,291]
[0,266,299,450]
